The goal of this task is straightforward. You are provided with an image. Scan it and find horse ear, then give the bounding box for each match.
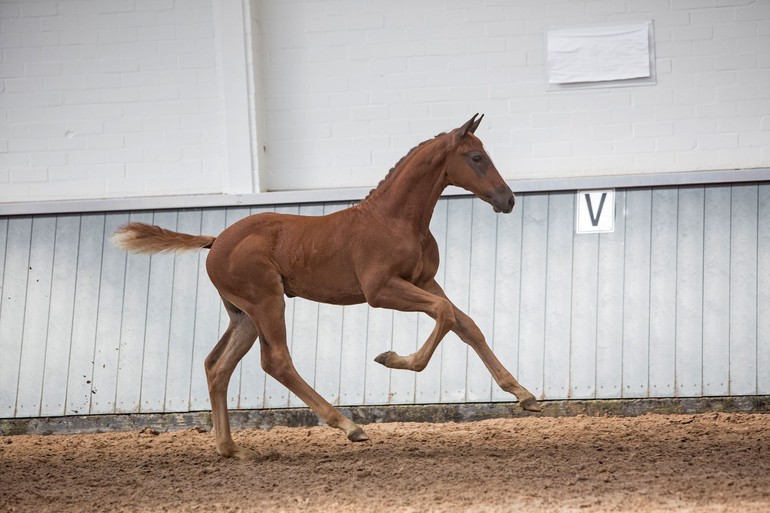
[470,114,484,134]
[460,113,479,137]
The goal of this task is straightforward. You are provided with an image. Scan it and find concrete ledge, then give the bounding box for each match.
[2,396,769,436]
[1,168,768,217]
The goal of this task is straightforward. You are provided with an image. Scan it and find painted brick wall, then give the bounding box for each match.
[259,0,770,191]
[1,0,769,201]
[0,0,226,202]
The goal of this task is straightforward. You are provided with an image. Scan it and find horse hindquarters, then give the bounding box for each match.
[207,250,369,455]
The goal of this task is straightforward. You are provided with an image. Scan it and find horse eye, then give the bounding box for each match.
[471,154,483,163]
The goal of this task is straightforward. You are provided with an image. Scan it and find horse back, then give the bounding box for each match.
[208,210,367,305]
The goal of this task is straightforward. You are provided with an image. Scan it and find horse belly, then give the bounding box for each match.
[283,279,365,305]
[270,211,372,305]
[282,261,365,306]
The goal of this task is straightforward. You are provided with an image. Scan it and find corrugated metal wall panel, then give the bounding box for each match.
[466,195,499,403]
[16,216,56,418]
[543,193,573,400]
[41,215,79,417]
[140,210,177,414]
[730,185,759,396]
[490,196,522,403]
[649,189,678,398]
[164,210,203,412]
[759,189,770,395]
[703,186,731,397]
[675,187,705,398]
[0,217,32,418]
[595,190,625,399]
[517,193,549,401]
[1,183,768,419]
[90,213,126,415]
[441,196,473,403]
[621,189,651,398]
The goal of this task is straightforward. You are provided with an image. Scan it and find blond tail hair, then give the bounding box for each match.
[112,222,216,254]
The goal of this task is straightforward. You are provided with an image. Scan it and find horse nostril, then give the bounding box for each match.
[501,195,515,213]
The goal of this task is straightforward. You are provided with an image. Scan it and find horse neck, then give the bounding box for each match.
[361,139,449,234]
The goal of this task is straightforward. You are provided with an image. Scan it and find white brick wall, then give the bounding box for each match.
[259,0,770,191]
[1,0,769,201]
[0,0,227,202]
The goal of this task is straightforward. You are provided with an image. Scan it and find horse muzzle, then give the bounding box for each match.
[491,190,516,214]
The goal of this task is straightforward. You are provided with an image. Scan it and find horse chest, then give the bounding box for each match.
[400,235,439,284]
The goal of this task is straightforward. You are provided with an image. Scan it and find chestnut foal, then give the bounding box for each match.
[113,115,541,459]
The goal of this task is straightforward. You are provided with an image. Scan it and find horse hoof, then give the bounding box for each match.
[374,351,395,366]
[347,427,370,443]
[219,445,259,460]
[520,398,543,412]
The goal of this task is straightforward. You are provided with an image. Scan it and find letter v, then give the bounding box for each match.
[585,192,607,227]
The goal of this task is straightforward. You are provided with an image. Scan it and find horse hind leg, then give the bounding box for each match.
[205,298,259,460]
[249,293,369,443]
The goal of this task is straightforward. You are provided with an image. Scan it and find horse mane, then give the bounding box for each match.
[363,131,452,201]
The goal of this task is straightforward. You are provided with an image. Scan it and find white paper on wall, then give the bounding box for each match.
[547,23,651,84]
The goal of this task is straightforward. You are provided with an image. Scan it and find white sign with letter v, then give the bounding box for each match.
[576,189,615,234]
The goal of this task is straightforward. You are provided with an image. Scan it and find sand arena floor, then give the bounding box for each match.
[1,413,769,512]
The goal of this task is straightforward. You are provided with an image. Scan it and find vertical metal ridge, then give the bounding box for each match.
[544,195,551,400]
[12,218,33,417]
[698,188,705,397]
[488,203,500,403]
[727,187,733,396]
[187,210,211,412]
[37,217,61,417]
[113,216,131,415]
[755,185,760,395]
[565,194,575,400]
[137,212,157,413]
[645,190,653,398]
[593,204,601,400]
[86,214,107,415]
[515,195,525,381]
[673,189,681,397]
[463,198,475,404]
[160,211,180,412]
[62,214,83,415]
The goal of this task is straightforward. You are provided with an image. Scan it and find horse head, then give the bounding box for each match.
[444,114,515,214]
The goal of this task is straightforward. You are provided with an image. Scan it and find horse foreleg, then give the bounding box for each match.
[368,277,456,372]
[424,280,542,412]
[205,301,259,459]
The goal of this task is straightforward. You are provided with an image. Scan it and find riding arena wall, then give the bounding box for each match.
[1,179,769,421]
[1,0,769,424]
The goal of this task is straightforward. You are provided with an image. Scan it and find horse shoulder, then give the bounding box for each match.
[415,230,440,284]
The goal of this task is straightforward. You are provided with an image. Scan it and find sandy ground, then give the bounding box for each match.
[1,413,769,513]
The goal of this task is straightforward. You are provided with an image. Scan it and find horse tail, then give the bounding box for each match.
[112,222,216,254]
